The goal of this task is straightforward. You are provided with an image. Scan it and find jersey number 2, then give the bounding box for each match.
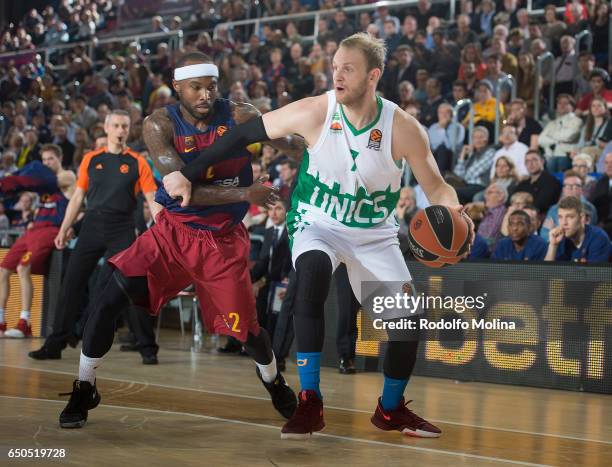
[228,312,241,332]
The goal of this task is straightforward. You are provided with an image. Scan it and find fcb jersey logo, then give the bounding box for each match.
[184,135,196,152]
[120,164,129,174]
[217,126,228,137]
[367,129,382,150]
[95,163,103,170]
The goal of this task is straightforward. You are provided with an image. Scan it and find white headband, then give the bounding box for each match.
[174,63,219,81]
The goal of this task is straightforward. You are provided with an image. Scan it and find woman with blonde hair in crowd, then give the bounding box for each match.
[474,155,519,201]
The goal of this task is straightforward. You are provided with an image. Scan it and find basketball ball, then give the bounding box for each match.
[407,205,470,267]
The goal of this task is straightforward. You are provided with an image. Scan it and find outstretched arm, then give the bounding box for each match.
[231,101,306,161]
[143,109,277,206]
[165,95,327,206]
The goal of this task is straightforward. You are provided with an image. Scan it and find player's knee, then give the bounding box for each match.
[295,250,332,305]
[0,267,11,277]
[16,264,30,276]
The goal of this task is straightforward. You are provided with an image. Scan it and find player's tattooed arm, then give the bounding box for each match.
[230,101,306,162]
[143,109,277,206]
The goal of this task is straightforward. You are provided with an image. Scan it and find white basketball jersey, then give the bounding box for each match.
[288,90,403,235]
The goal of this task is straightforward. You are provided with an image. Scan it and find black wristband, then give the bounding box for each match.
[180,117,271,182]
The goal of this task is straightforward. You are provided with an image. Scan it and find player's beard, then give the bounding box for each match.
[179,94,213,122]
[336,81,368,107]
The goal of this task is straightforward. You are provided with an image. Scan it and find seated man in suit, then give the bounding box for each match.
[251,200,292,335]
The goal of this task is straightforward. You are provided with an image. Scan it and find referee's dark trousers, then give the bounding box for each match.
[44,211,146,353]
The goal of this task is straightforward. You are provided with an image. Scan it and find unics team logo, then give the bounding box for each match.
[330,112,342,132]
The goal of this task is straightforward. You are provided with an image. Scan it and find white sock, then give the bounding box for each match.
[0,308,4,323]
[19,310,30,322]
[256,354,277,383]
[79,352,103,384]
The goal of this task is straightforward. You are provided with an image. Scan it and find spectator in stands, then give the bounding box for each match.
[397,81,415,110]
[492,37,518,79]
[482,54,507,99]
[464,202,489,259]
[589,151,612,237]
[474,181,508,249]
[489,155,519,196]
[151,15,169,34]
[430,30,461,87]
[507,28,524,57]
[374,5,401,36]
[398,15,418,48]
[71,95,99,131]
[491,125,529,178]
[552,35,577,97]
[574,96,610,163]
[591,2,610,68]
[20,129,41,167]
[541,170,598,241]
[538,94,583,165]
[420,77,445,128]
[451,14,479,49]
[576,68,612,117]
[507,98,541,148]
[43,21,69,46]
[492,210,548,261]
[476,0,496,38]
[458,43,487,81]
[89,76,115,110]
[331,9,354,43]
[51,123,75,169]
[413,69,429,106]
[541,4,566,46]
[545,196,610,262]
[468,80,503,131]
[572,153,598,199]
[276,159,298,201]
[500,191,535,236]
[575,52,596,99]
[383,20,401,56]
[428,103,464,173]
[512,150,562,214]
[381,45,417,102]
[0,152,18,177]
[311,72,329,96]
[453,126,496,203]
[523,204,542,235]
[396,186,418,238]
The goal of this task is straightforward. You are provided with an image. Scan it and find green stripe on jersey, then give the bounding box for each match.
[287,149,399,235]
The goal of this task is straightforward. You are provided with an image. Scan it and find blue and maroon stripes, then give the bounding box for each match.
[157,101,253,231]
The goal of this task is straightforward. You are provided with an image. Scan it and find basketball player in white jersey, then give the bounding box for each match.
[163,33,473,439]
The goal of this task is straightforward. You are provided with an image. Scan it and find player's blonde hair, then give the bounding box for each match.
[339,32,386,74]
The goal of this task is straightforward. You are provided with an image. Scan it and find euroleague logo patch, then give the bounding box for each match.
[217,126,228,137]
[367,129,382,150]
[120,164,129,174]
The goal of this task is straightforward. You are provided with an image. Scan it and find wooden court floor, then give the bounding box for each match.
[1,333,610,467]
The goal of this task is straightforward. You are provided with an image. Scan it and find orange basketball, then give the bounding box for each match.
[407,205,470,267]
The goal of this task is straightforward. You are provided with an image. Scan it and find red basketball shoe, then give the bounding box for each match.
[280,390,325,439]
[371,397,441,438]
